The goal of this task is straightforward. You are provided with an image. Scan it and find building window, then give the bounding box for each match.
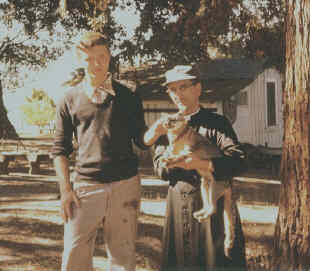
[267,81,276,126]
[235,91,248,105]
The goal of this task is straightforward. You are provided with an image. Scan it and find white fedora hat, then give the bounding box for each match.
[163,65,198,86]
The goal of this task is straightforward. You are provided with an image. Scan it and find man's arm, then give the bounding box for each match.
[209,115,247,180]
[143,117,168,146]
[54,155,71,195]
[54,155,80,223]
[52,95,79,222]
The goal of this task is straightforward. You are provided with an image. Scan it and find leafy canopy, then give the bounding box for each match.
[2,0,285,91]
[60,0,285,70]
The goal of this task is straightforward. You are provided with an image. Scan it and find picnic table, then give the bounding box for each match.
[0,151,53,175]
[0,137,54,175]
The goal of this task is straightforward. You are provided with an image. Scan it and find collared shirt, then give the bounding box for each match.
[83,73,116,104]
[182,107,201,121]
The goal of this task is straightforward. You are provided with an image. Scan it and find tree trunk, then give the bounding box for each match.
[273,1,310,270]
[0,80,18,139]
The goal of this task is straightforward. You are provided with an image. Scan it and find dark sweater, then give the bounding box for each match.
[153,107,246,186]
[52,80,149,183]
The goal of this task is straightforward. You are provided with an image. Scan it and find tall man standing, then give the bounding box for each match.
[144,65,247,270]
[52,32,149,271]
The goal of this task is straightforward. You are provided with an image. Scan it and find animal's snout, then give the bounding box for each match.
[163,114,187,130]
[165,118,180,128]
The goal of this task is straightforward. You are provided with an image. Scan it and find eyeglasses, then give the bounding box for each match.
[166,82,194,94]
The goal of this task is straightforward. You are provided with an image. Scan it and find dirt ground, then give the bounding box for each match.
[0,161,278,271]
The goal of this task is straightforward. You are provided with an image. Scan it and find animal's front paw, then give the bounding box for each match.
[224,244,233,259]
[161,157,174,167]
[224,225,235,259]
[160,155,173,168]
[224,236,234,259]
[160,157,168,166]
[193,207,215,223]
[223,207,236,259]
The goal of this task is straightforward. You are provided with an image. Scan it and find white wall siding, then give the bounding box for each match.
[216,68,283,147]
[233,104,251,143]
[231,68,283,147]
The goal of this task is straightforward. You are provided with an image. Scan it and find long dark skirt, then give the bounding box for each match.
[161,181,246,271]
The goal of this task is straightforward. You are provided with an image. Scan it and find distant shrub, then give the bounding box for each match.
[20,88,56,131]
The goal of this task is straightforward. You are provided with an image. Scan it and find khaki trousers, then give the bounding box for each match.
[61,175,141,271]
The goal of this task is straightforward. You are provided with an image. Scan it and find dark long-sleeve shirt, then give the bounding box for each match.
[52,80,149,183]
[153,107,246,186]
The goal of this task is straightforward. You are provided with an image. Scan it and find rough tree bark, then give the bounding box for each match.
[273,1,310,270]
[0,80,18,139]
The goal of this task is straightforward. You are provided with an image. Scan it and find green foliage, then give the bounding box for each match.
[20,88,56,128]
[62,0,285,69]
[58,0,122,45]
[244,0,285,71]
[131,0,285,68]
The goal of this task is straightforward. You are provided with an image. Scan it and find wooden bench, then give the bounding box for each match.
[0,151,53,175]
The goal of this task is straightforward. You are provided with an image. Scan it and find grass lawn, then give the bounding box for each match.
[0,153,279,270]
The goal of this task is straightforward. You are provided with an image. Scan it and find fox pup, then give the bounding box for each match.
[161,113,235,257]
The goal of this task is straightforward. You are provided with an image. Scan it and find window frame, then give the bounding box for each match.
[265,80,277,127]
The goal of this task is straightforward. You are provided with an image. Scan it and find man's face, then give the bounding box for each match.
[77,44,111,88]
[167,79,201,113]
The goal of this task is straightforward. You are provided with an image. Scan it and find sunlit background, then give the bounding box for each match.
[3,6,141,135]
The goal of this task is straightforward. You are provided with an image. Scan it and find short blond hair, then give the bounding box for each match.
[77,31,109,49]
[76,31,111,59]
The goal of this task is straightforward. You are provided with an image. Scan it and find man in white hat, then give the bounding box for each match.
[144,64,247,270]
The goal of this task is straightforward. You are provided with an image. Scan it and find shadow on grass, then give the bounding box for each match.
[0,216,63,270]
[0,216,163,269]
[136,241,161,270]
[0,182,58,197]
[0,239,62,255]
[92,220,162,270]
[0,216,63,241]
[0,173,58,183]
[138,220,163,240]
[0,255,61,271]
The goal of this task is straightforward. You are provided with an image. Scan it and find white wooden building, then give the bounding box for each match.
[215,67,283,148]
